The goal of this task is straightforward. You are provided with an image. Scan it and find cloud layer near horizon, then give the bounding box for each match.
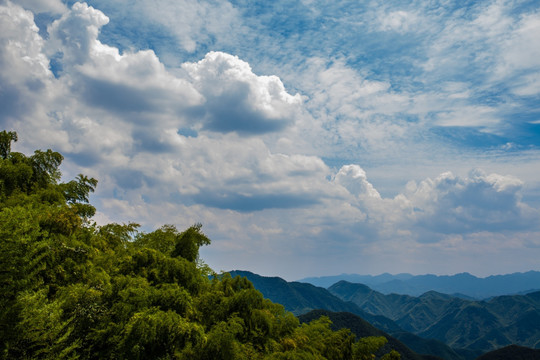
[1,0,540,279]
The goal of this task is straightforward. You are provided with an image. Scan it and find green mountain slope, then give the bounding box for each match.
[475,344,540,360]
[230,270,463,360]
[299,310,464,360]
[329,280,540,353]
[228,270,360,315]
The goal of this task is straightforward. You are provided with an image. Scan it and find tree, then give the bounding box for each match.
[171,223,211,262]
[0,131,17,159]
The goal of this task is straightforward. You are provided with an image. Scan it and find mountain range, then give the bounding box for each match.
[230,270,540,360]
[227,270,400,332]
[298,271,540,299]
[229,270,467,360]
[329,280,540,354]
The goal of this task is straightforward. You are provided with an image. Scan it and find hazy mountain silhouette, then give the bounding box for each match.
[299,271,540,299]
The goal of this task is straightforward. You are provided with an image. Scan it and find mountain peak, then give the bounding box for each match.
[299,270,540,298]
[419,290,453,300]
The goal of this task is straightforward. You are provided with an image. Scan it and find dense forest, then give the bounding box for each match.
[0,130,400,359]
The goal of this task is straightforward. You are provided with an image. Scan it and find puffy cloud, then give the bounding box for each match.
[46,2,202,120]
[47,2,109,66]
[404,170,539,237]
[118,134,333,212]
[329,166,539,243]
[0,1,55,130]
[183,52,303,134]
[39,3,302,143]
[334,165,381,199]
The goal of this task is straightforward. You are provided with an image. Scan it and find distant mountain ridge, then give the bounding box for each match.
[227,270,400,332]
[230,270,540,359]
[229,270,468,360]
[329,280,540,354]
[298,271,540,299]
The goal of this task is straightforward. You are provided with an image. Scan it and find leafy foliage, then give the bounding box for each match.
[0,131,399,359]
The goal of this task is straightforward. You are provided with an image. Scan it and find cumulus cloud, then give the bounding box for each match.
[46,2,202,119]
[329,165,539,243]
[183,52,303,134]
[334,165,381,199]
[120,134,333,212]
[41,3,302,139]
[47,2,109,66]
[403,170,539,237]
[1,1,308,207]
[0,1,57,133]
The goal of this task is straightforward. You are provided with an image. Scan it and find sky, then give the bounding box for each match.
[1,0,540,281]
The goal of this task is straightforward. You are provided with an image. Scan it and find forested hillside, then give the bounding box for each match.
[298,310,454,360]
[0,130,399,359]
[229,271,540,359]
[229,271,461,360]
[329,281,540,354]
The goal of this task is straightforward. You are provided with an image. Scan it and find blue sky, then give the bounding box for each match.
[2,0,540,280]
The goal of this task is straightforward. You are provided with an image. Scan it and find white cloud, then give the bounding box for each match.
[431,105,500,128]
[498,11,540,74]
[379,10,419,33]
[403,170,538,237]
[419,1,540,99]
[293,58,416,156]
[334,165,381,199]
[47,2,109,66]
[498,11,540,95]
[0,2,51,82]
[183,51,303,134]
[0,1,55,131]
[46,2,203,121]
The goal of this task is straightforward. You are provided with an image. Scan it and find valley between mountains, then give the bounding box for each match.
[229,270,540,360]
